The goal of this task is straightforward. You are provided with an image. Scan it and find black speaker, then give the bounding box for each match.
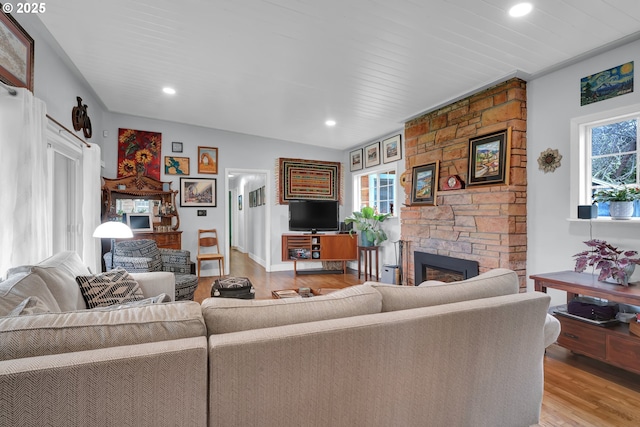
[578,204,598,219]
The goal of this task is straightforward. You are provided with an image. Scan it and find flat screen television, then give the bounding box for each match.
[288,200,339,233]
[126,213,154,232]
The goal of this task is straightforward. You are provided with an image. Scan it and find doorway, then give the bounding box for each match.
[224,168,271,273]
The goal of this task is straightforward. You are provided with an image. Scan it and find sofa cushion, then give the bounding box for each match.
[76,268,144,308]
[201,284,382,335]
[0,301,206,360]
[113,239,163,272]
[0,273,61,317]
[371,268,519,312]
[8,296,52,316]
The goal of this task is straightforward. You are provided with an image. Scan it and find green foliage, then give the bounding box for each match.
[593,185,640,202]
[344,206,391,246]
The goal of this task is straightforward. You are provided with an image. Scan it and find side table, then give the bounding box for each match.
[358,245,380,281]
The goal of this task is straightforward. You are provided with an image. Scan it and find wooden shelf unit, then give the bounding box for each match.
[282,233,357,275]
[531,270,640,375]
[101,175,182,249]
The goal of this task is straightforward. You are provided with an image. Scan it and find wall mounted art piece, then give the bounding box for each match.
[117,128,162,180]
[172,141,183,153]
[0,11,33,91]
[581,61,633,106]
[276,158,342,204]
[180,178,216,207]
[238,194,242,211]
[198,146,218,174]
[537,148,562,173]
[410,161,439,206]
[364,141,381,168]
[164,156,190,175]
[382,134,402,163]
[350,148,363,171]
[467,128,511,186]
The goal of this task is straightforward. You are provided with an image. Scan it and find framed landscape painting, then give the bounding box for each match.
[364,142,380,168]
[350,148,363,171]
[198,146,218,174]
[164,156,189,175]
[467,128,511,186]
[0,11,34,91]
[180,178,216,207]
[411,161,439,206]
[382,134,402,163]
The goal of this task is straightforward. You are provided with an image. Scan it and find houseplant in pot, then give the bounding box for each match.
[593,185,640,219]
[573,239,640,286]
[344,206,391,247]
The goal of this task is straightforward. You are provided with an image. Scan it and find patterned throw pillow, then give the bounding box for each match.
[75,268,144,309]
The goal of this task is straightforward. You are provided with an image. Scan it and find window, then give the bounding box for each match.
[353,167,396,215]
[573,105,640,219]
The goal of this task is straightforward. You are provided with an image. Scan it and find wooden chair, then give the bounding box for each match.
[197,229,225,279]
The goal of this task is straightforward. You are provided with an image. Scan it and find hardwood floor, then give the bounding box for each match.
[194,250,640,426]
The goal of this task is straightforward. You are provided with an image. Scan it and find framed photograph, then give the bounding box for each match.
[411,161,439,206]
[350,148,363,171]
[164,156,190,175]
[0,11,34,91]
[198,146,218,174]
[172,141,183,153]
[180,178,216,207]
[364,141,381,168]
[382,134,402,163]
[467,128,511,186]
[238,195,242,211]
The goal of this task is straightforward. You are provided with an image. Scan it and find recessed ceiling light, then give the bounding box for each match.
[162,87,176,95]
[325,120,336,127]
[509,2,532,17]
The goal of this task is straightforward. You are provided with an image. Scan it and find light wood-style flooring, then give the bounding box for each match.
[195,249,640,427]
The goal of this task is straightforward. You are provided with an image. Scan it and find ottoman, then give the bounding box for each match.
[175,274,199,301]
[211,277,255,299]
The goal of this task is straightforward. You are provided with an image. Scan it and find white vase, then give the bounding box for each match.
[609,201,634,219]
[604,264,636,286]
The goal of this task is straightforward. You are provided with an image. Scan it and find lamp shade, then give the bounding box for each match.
[93,221,133,239]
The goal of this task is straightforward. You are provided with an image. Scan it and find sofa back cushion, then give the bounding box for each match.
[114,239,163,272]
[0,301,206,361]
[371,268,519,312]
[0,273,61,317]
[201,284,382,335]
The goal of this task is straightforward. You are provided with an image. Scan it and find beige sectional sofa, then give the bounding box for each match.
[0,253,560,427]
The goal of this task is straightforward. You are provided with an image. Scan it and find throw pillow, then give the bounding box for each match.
[0,272,61,317]
[76,268,144,308]
[8,296,52,316]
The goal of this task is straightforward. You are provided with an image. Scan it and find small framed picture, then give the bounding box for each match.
[198,146,218,174]
[0,12,34,91]
[411,161,439,206]
[238,195,243,211]
[364,141,380,168]
[180,178,216,207]
[382,134,402,163]
[172,141,183,153]
[350,148,363,171]
[164,156,189,175]
[467,128,511,186]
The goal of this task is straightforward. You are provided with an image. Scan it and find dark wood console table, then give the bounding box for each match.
[530,270,640,375]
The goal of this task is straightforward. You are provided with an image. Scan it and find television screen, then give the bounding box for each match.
[127,213,153,231]
[288,200,339,232]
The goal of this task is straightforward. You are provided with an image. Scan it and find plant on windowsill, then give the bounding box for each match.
[573,239,640,286]
[593,185,640,219]
[344,206,391,247]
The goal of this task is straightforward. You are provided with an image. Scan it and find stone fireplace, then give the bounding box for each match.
[400,78,527,289]
[414,251,479,284]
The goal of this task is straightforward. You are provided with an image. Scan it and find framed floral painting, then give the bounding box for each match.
[117,128,162,180]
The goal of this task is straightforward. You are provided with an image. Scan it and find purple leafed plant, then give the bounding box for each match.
[573,239,640,286]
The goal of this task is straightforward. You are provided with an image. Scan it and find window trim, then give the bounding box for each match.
[570,102,640,220]
[352,163,398,217]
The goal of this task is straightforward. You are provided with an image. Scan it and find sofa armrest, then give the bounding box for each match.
[544,313,561,348]
[160,248,192,274]
[0,337,208,427]
[130,271,176,300]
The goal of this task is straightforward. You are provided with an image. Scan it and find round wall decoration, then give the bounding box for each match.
[537,148,562,173]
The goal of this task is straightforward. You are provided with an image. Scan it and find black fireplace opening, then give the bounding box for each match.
[414,252,479,285]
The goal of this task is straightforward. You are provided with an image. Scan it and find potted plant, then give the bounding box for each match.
[593,185,640,219]
[573,239,640,286]
[344,206,391,247]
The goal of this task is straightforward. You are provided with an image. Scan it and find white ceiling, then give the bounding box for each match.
[38,0,640,150]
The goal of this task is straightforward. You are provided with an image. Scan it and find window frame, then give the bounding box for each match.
[570,102,640,220]
[352,164,398,217]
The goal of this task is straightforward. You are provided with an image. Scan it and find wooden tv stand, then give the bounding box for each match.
[530,270,640,375]
[282,233,357,276]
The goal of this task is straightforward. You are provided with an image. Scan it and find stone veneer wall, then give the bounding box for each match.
[401,78,527,289]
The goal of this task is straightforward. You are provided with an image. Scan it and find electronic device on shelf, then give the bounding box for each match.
[288,199,339,233]
[126,213,154,232]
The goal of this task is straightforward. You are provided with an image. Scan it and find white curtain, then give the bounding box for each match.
[82,143,102,273]
[0,87,50,278]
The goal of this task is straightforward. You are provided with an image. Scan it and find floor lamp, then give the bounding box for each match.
[93,221,133,270]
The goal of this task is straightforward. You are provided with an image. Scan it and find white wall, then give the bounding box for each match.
[528,38,640,305]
